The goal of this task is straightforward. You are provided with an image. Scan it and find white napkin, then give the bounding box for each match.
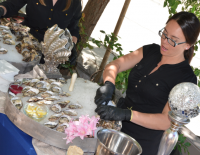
[0,60,19,82]
[0,60,19,92]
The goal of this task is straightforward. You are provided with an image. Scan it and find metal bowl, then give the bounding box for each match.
[95,129,142,155]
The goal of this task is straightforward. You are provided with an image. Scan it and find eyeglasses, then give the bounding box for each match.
[158,28,186,47]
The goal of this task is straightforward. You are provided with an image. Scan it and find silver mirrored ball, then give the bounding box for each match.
[169,82,200,119]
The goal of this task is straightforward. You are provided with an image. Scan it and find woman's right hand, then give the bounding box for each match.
[94,81,115,106]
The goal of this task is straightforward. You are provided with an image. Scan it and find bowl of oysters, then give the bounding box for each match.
[24,102,48,121]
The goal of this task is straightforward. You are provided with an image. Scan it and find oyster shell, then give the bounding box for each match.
[96,119,121,131]
[9,91,16,99]
[38,82,51,92]
[45,79,56,84]
[57,100,70,108]
[50,104,62,113]
[27,96,43,102]
[15,43,22,53]
[59,92,70,97]
[0,25,10,30]
[45,96,61,101]
[36,81,47,88]
[2,29,10,35]
[59,115,71,124]
[51,86,62,93]
[56,123,69,133]
[48,113,63,122]
[0,47,8,54]
[23,79,32,85]
[44,121,58,129]
[57,77,67,84]
[11,97,23,110]
[63,109,77,116]
[68,103,83,109]
[3,34,12,40]
[15,36,23,41]
[3,39,15,45]
[23,49,38,62]
[21,50,30,61]
[40,91,55,98]
[29,79,40,87]
[37,100,53,105]
[23,88,39,97]
[22,86,33,93]
[51,81,63,87]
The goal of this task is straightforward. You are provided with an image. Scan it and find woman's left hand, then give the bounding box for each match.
[95,105,131,121]
[72,36,77,44]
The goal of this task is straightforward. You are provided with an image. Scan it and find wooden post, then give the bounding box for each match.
[94,0,131,83]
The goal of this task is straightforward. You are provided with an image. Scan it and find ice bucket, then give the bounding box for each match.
[95,129,142,155]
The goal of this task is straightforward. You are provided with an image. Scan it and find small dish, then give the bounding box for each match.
[23,103,48,121]
[9,84,23,95]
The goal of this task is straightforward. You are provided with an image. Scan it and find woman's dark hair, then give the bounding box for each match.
[166,11,200,64]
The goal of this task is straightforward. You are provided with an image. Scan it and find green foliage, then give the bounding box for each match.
[163,0,200,89]
[59,62,73,75]
[174,134,191,155]
[92,31,131,93]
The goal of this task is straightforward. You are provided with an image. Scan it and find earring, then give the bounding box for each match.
[186,48,188,50]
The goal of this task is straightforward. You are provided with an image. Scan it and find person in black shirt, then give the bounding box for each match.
[0,0,82,65]
[95,12,200,155]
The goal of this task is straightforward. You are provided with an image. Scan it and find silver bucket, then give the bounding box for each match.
[95,129,142,155]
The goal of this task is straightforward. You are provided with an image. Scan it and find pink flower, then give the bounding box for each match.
[64,115,100,144]
[66,135,76,144]
[79,115,89,124]
[75,124,89,140]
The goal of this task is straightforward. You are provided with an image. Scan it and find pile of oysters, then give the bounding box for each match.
[0,19,41,62]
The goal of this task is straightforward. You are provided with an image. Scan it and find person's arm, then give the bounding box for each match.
[103,47,143,84]
[0,0,27,17]
[67,0,82,40]
[130,102,171,130]
[95,101,171,130]
[0,6,7,15]
[94,47,143,106]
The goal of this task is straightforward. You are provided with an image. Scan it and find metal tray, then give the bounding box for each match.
[5,78,122,152]
[5,79,98,152]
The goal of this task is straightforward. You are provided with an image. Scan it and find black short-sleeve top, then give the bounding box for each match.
[1,0,82,42]
[121,43,197,155]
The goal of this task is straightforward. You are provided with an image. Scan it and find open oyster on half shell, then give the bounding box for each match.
[23,88,39,97]
[11,97,23,110]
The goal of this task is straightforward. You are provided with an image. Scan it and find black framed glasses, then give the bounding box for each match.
[158,28,186,47]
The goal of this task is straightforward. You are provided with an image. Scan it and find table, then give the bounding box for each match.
[0,71,95,155]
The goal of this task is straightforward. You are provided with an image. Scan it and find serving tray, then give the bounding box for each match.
[5,78,99,152]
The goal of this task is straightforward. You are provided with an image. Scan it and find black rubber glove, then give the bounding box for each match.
[117,97,125,108]
[94,81,115,106]
[95,105,131,121]
[69,43,77,66]
[0,7,4,18]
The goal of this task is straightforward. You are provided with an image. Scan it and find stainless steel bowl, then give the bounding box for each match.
[95,129,142,155]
